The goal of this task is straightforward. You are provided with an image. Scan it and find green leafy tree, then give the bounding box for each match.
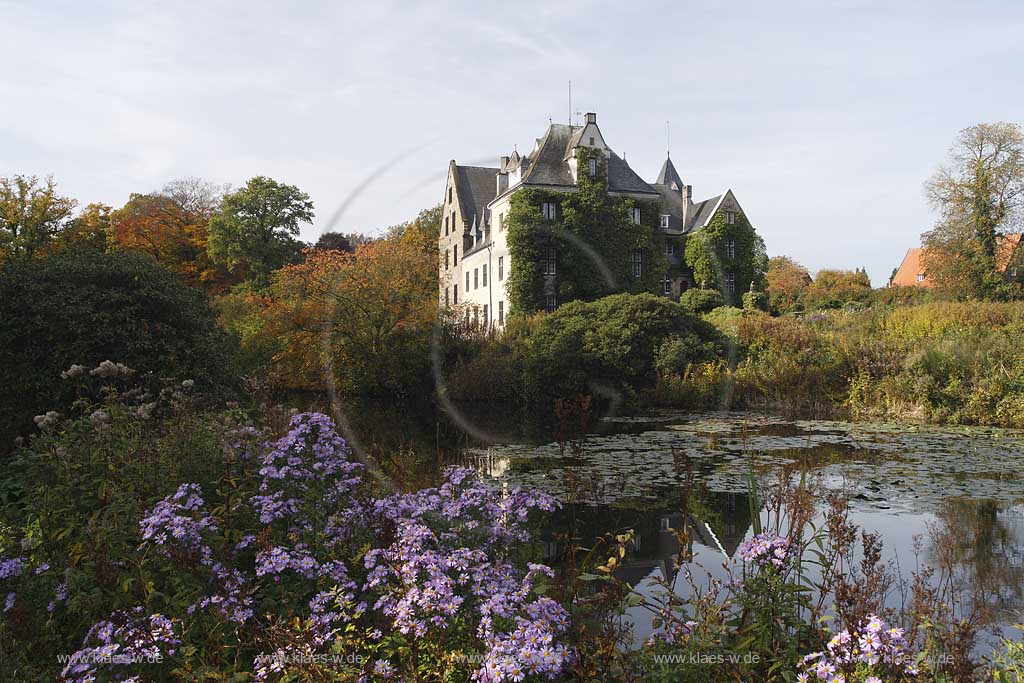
[51,202,111,254]
[922,122,1024,299]
[0,175,78,260]
[208,176,314,285]
[506,149,665,315]
[684,210,767,306]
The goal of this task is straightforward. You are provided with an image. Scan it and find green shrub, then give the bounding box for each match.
[679,288,725,315]
[0,252,237,452]
[522,292,722,408]
[742,289,769,311]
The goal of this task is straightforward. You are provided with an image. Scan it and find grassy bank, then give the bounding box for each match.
[656,301,1024,427]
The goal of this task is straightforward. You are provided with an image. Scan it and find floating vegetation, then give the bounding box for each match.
[466,412,1024,512]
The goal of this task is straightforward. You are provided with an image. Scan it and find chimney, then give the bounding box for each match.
[585,112,596,124]
[500,155,509,169]
[681,184,693,227]
[497,172,508,195]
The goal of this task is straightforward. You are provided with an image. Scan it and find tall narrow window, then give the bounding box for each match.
[453,244,457,265]
[483,304,488,324]
[632,250,643,278]
[542,202,557,220]
[660,214,670,229]
[726,238,736,259]
[448,187,452,203]
[665,242,675,256]
[466,272,470,291]
[661,277,672,296]
[498,213,504,232]
[444,216,449,235]
[724,210,736,225]
[482,264,488,286]
[726,272,736,294]
[445,249,449,270]
[588,158,597,177]
[498,301,504,324]
[545,294,557,312]
[632,207,641,225]
[498,256,504,281]
[542,248,557,276]
[450,210,455,232]
[453,284,458,305]
[445,288,449,306]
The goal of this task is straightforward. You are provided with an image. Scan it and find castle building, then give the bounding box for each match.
[439,112,751,327]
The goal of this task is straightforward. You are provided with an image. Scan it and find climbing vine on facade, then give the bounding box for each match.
[505,147,667,316]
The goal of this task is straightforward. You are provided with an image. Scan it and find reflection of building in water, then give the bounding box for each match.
[535,490,753,588]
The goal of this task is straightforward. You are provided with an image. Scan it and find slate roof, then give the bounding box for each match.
[454,165,499,231]
[520,124,576,187]
[655,155,683,190]
[688,195,723,231]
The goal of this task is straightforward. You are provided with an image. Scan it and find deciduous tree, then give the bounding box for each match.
[110,179,231,291]
[208,176,313,285]
[766,256,812,314]
[922,122,1024,299]
[0,175,77,260]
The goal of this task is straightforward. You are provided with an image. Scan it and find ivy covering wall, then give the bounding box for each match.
[683,210,767,306]
[505,147,668,315]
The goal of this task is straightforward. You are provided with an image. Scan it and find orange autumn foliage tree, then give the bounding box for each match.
[262,221,439,395]
[109,179,234,292]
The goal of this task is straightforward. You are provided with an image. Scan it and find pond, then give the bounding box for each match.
[458,411,1024,647]
[295,396,1023,649]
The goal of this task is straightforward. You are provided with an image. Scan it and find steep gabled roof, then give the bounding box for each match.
[890,248,929,287]
[520,124,576,187]
[608,152,660,195]
[655,155,683,190]
[454,165,499,231]
[687,194,723,231]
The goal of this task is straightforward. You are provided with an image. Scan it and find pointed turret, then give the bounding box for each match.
[656,153,684,193]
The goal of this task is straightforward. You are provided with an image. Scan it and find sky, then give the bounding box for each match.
[2,0,1024,286]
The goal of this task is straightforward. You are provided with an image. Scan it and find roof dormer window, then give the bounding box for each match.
[660,214,670,229]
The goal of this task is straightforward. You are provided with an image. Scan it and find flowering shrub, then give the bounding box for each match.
[738,532,794,570]
[2,408,570,682]
[797,614,920,683]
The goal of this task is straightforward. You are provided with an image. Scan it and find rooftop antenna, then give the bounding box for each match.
[666,120,671,158]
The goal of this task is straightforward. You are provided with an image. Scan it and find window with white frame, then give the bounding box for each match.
[726,272,735,293]
[660,214,670,229]
[482,264,487,287]
[498,256,504,281]
[542,202,557,220]
[726,238,736,259]
[588,158,597,177]
[665,242,674,256]
[473,268,478,289]
[632,250,643,278]
[498,301,504,324]
[542,248,557,276]
[661,277,672,296]
[483,304,488,324]
[632,207,641,225]
[725,210,736,225]
[498,212,504,231]
[545,294,557,312]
